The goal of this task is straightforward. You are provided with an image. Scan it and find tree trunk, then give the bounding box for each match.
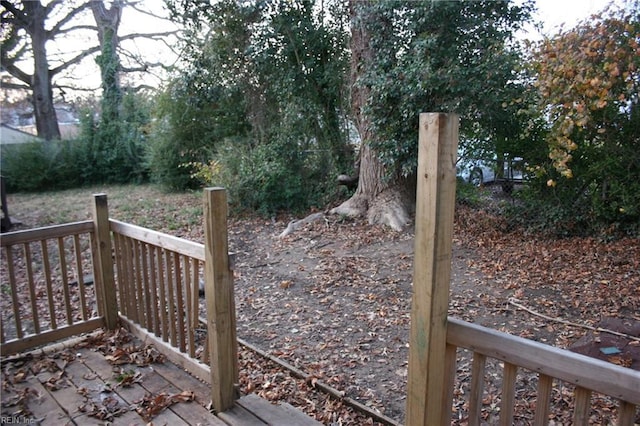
[330,0,413,231]
[91,0,123,123]
[27,2,60,141]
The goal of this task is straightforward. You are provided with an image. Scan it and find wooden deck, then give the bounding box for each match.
[0,338,321,426]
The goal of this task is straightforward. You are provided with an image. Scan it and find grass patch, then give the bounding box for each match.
[6,184,203,237]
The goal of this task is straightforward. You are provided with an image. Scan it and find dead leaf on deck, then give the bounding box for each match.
[43,370,71,391]
[133,390,195,421]
[115,369,143,388]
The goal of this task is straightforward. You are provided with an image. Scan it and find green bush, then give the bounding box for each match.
[455,178,483,207]
[505,173,640,238]
[211,137,336,215]
[2,142,53,191]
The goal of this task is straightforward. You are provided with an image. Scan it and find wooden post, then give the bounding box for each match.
[92,193,119,330]
[406,113,459,426]
[203,187,238,413]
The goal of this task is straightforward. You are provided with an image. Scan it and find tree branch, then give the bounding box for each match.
[119,30,180,41]
[0,0,29,29]
[56,24,98,35]
[49,45,102,76]
[0,80,30,91]
[0,61,31,85]
[47,1,93,38]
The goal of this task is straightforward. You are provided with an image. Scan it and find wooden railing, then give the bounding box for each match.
[0,189,238,414]
[108,188,238,413]
[406,113,639,426]
[0,221,104,355]
[109,218,207,376]
[444,318,639,425]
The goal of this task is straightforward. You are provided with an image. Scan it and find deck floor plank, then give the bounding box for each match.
[218,403,267,426]
[237,393,323,426]
[151,357,213,405]
[2,335,320,426]
[8,380,71,425]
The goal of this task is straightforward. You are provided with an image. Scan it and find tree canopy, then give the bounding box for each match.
[524,4,640,232]
[152,0,352,213]
[359,1,535,177]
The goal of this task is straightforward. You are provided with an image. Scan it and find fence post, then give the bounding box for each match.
[406,113,459,426]
[92,193,119,330]
[203,187,238,413]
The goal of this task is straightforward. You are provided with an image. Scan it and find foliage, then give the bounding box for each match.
[154,0,352,213]
[523,4,640,235]
[78,91,151,184]
[2,91,151,193]
[352,0,535,178]
[455,179,484,208]
[213,136,342,215]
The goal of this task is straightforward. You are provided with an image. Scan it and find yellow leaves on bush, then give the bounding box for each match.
[533,5,638,179]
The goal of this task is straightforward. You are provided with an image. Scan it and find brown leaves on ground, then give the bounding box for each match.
[226,198,638,424]
[133,390,195,422]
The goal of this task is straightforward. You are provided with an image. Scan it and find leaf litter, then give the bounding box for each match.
[4,185,639,424]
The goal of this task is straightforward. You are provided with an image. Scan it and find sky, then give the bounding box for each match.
[531,0,627,37]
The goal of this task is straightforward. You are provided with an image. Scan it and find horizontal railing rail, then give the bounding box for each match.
[446,317,639,425]
[1,221,103,356]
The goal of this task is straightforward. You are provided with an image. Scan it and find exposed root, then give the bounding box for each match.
[279,212,325,238]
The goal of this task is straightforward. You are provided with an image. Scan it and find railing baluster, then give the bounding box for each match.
[499,362,517,426]
[89,231,102,317]
[112,232,124,316]
[165,250,176,346]
[442,343,458,426]
[133,240,145,328]
[72,235,88,321]
[23,243,40,334]
[191,259,200,332]
[469,352,487,426]
[184,255,195,358]
[40,240,57,330]
[5,246,23,339]
[573,386,591,425]
[618,400,636,426]
[174,251,186,352]
[533,374,553,426]
[149,246,160,336]
[57,237,73,325]
[141,243,152,331]
[157,247,168,342]
[125,237,138,322]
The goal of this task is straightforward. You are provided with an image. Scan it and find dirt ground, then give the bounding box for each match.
[4,185,639,424]
[224,195,639,423]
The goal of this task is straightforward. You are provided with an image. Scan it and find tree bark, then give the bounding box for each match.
[25,1,61,141]
[330,0,413,231]
[90,0,123,123]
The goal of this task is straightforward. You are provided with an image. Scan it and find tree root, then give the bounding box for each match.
[279,212,325,238]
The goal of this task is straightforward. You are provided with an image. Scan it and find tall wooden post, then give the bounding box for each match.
[92,193,119,330]
[406,113,459,425]
[203,187,238,413]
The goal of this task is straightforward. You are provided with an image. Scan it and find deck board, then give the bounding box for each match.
[1,337,320,426]
[237,393,323,426]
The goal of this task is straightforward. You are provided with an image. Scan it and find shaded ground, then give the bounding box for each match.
[226,206,639,423]
[4,184,640,424]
